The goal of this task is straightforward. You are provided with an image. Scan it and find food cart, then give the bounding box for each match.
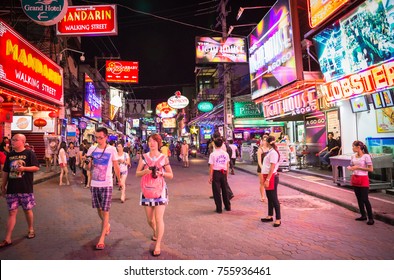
[330,154,393,190]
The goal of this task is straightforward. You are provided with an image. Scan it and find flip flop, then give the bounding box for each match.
[105,224,111,236]
[0,240,12,248]
[27,231,36,239]
[151,236,157,241]
[150,250,161,257]
[95,243,105,250]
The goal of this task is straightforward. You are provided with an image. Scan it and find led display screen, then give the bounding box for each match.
[313,0,394,82]
[84,73,102,122]
[196,37,247,63]
[248,0,299,100]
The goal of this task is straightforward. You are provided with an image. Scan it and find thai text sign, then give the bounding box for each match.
[320,59,394,102]
[233,102,262,118]
[0,19,63,105]
[105,60,138,83]
[57,5,117,36]
[307,0,349,28]
[263,88,318,119]
[196,37,247,63]
[248,0,298,100]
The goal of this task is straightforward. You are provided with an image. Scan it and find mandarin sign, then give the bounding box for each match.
[263,88,318,119]
[105,60,138,83]
[56,5,117,36]
[0,19,63,105]
[320,59,394,102]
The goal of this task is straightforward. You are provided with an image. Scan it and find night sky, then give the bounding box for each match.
[76,0,274,100]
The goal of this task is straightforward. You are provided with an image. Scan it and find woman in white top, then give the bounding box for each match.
[257,136,269,202]
[58,141,70,186]
[116,143,131,203]
[260,135,281,227]
[347,140,374,225]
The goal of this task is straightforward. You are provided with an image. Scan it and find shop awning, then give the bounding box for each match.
[188,102,224,126]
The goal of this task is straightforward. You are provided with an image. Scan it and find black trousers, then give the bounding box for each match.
[212,170,231,211]
[69,157,76,173]
[265,175,281,220]
[354,187,373,219]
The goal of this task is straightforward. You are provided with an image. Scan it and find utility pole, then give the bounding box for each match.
[219,0,233,139]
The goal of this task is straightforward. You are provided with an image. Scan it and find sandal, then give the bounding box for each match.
[151,236,158,241]
[105,224,111,236]
[150,249,161,257]
[95,243,105,250]
[27,230,36,239]
[0,240,12,248]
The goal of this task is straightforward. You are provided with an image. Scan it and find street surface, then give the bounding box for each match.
[1,157,394,260]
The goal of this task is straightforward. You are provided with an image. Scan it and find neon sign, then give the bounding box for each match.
[195,37,247,63]
[105,60,138,83]
[0,19,63,104]
[320,59,394,102]
[248,0,300,100]
[307,0,350,28]
[84,74,102,122]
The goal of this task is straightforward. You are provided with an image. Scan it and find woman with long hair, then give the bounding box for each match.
[58,141,70,186]
[260,135,281,227]
[257,136,269,202]
[347,140,374,225]
[116,143,131,203]
[136,134,173,257]
[67,142,77,175]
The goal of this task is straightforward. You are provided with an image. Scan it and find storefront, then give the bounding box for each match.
[0,19,63,161]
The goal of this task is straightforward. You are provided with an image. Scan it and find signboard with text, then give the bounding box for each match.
[196,37,247,63]
[248,0,302,100]
[0,19,63,105]
[233,102,262,118]
[307,0,350,28]
[105,60,138,83]
[83,74,102,122]
[56,5,117,36]
[22,0,68,26]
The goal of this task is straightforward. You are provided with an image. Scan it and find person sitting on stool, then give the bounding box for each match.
[317,132,339,170]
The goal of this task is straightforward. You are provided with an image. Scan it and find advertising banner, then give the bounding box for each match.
[248,0,301,100]
[155,102,177,118]
[105,60,138,83]
[0,19,63,104]
[195,37,247,63]
[305,111,326,150]
[313,0,394,83]
[56,5,118,36]
[125,99,151,116]
[84,74,102,122]
[307,0,350,28]
[162,118,176,128]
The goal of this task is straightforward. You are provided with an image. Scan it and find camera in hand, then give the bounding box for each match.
[85,156,93,165]
[149,166,157,178]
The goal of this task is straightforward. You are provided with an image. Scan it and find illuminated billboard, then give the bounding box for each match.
[196,37,247,63]
[0,19,63,105]
[57,5,118,36]
[248,0,302,100]
[84,74,102,122]
[313,0,394,83]
[307,0,350,28]
[162,118,176,128]
[106,61,139,83]
[155,102,177,118]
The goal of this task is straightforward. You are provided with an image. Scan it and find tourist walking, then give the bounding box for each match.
[116,142,131,203]
[68,142,77,175]
[58,141,70,186]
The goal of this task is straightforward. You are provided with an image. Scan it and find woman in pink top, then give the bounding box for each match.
[347,140,374,225]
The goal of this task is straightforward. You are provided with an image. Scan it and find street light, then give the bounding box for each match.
[236,6,272,21]
[227,23,257,36]
[57,48,85,63]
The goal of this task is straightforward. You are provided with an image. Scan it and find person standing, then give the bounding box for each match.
[0,134,39,248]
[180,140,189,168]
[58,141,70,186]
[228,139,239,175]
[169,141,175,158]
[116,142,131,203]
[136,134,173,257]
[208,137,231,213]
[86,127,123,250]
[68,142,77,175]
[347,140,374,225]
[160,142,170,157]
[0,137,10,156]
[260,136,281,227]
[257,136,269,202]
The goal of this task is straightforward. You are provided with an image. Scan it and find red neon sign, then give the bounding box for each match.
[105,61,139,83]
[0,19,63,105]
[57,5,118,36]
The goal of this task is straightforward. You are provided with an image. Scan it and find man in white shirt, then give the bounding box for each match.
[228,139,238,175]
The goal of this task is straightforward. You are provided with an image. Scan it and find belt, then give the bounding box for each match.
[214,169,227,174]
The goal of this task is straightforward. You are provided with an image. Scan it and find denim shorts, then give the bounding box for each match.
[5,193,36,211]
[91,186,113,211]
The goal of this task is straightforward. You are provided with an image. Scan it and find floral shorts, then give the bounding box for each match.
[6,193,36,211]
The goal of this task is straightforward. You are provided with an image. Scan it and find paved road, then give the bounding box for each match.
[1,157,393,260]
